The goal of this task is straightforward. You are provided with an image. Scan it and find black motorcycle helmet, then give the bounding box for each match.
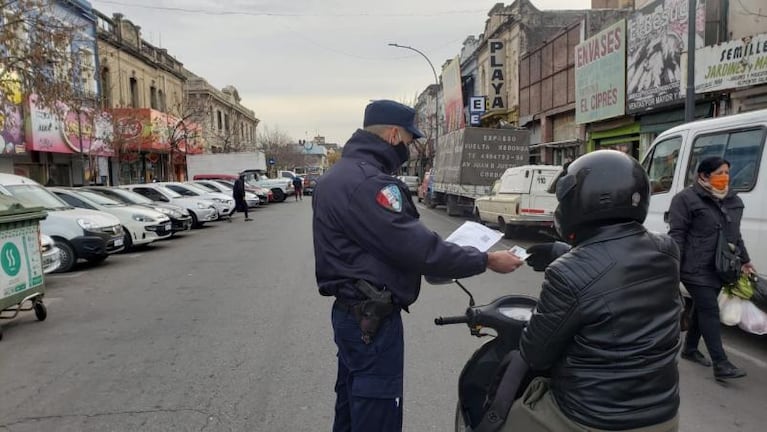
[552,150,650,242]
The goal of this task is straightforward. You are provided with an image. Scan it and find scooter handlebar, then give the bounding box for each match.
[435,315,469,326]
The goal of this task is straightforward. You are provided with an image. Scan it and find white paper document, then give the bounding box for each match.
[445,221,503,252]
[509,245,531,260]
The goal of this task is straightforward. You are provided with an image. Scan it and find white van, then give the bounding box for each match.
[474,165,561,237]
[641,109,767,277]
[0,174,124,273]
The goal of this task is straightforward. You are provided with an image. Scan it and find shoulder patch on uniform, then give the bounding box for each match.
[376,184,402,213]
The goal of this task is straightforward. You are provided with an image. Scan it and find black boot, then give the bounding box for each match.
[714,360,747,380]
[681,350,711,367]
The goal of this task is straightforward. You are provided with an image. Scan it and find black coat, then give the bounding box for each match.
[520,222,682,430]
[233,179,246,200]
[668,183,749,287]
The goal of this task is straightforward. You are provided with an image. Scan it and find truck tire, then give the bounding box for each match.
[446,195,462,217]
[272,189,286,202]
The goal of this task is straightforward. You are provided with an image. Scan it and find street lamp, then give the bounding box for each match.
[388,43,440,177]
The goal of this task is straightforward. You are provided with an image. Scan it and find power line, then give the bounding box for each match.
[94,0,487,18]
[736,0,767,18]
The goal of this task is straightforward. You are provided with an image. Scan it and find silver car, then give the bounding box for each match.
[40,234,61,274]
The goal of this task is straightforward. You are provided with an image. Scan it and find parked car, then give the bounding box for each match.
[50,187,172,250]
[0,173,124,273]
[121,183,218,229]
[191,180,260,208]
[473,165,560,238]
[40,234,61,274]
[83,186,193,234]
[161,182,235,220]
[397,175,419,195]
[191,174,272,203]
[418,169,433,203]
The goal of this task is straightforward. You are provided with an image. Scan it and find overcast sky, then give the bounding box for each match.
[91,0,592,145]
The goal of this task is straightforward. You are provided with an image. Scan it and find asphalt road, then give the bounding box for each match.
[0,197,765,431]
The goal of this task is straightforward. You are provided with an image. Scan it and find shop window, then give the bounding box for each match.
[685,128,766,192]
[644,136,682,194]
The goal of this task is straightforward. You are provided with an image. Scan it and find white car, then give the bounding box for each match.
[161,182,235,219]
[0,173,124,273]
[191,180,260,208]
[50,188,172,249]
[40,234,61,274]
[121,184,219,229]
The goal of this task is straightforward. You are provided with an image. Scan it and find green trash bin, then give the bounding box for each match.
[0,194,48,341]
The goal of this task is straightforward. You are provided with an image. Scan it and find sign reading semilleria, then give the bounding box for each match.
[695,33,767,94]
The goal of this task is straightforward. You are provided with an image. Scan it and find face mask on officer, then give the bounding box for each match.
[392,128,411,165]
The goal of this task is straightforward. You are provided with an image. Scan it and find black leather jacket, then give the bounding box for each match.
[520,222,682,430]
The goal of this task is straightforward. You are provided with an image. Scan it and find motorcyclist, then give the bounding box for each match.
[506,150,682,432]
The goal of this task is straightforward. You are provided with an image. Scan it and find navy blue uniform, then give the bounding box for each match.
[313,129,488,432]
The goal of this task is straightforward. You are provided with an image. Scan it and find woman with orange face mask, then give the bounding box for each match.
[668,156,756,381]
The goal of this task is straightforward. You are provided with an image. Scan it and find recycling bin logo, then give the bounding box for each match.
[1,242,22,277]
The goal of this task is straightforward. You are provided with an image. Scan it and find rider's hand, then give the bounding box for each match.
[526,242,571,272]
[487,251,525,273]
[742,262,757,275]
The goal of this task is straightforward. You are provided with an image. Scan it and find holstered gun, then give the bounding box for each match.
[352,280,394,344]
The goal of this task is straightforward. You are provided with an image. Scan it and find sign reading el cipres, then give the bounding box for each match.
[575,20,626,124]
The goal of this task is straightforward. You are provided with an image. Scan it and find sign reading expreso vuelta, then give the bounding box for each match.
[575,20,626,124]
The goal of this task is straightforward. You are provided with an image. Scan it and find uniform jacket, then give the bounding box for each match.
[520,222,682,430]
[668,183,750,286]
[312,129,487,307]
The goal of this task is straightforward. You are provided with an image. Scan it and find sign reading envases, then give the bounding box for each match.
[695,33,767,94]
[575,20,626,124]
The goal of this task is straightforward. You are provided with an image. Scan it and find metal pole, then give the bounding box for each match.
[685,0,697,123]
[388,43,440,177]
[77,108,85,185]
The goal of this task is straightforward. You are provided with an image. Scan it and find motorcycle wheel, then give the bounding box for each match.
[454,401,469,432]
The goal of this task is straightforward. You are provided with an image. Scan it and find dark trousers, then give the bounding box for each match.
[235,198,248,218]
[683,282,727,364]
[331,302,403,432]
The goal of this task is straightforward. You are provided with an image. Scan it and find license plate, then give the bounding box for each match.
[114,238,124,247]
[165,223,171,231]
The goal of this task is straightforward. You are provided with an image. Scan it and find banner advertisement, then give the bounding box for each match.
[442,56,465,133]
[0,72,27,155]
[575,20,627,124]
[26,95,114,156]
[695,33,767,93]
[626,0,705,113]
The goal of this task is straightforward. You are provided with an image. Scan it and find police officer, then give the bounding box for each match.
[312,99,524,432]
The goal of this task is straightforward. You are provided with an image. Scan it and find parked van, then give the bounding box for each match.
[0,173,124,272]
[474,165,561,237]
[641,108,767,277]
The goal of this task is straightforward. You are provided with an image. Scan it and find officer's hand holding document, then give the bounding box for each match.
[425,222,525,284]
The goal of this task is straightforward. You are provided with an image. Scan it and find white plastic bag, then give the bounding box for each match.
[719,293,743,326]
[738,301,767,335]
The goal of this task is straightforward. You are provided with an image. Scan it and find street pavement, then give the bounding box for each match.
[0,196,765,431]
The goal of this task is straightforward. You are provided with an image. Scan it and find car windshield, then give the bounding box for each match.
[194,182,222,192]
[4,184,72,210]
[76,190,124,206]
[182,183,214,195]
[92,188,154,205]
[157,186,183,198]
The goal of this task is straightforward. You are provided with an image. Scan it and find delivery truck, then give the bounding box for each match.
[427,127,530,216]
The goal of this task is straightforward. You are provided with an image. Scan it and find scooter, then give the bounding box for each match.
[431,278,538,432]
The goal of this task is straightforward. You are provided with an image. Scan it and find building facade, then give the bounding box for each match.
[184,73,259,154]
[96,11,200,183]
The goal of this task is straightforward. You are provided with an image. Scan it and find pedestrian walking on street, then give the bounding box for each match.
[293,175,303,201]
[233,175,252,221]
[668,156,755,380]
[311,99,524,432]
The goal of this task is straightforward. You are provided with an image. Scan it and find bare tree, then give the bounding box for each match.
[157,96,205,181]
[257,125,303,176]
[1,0,97,114]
